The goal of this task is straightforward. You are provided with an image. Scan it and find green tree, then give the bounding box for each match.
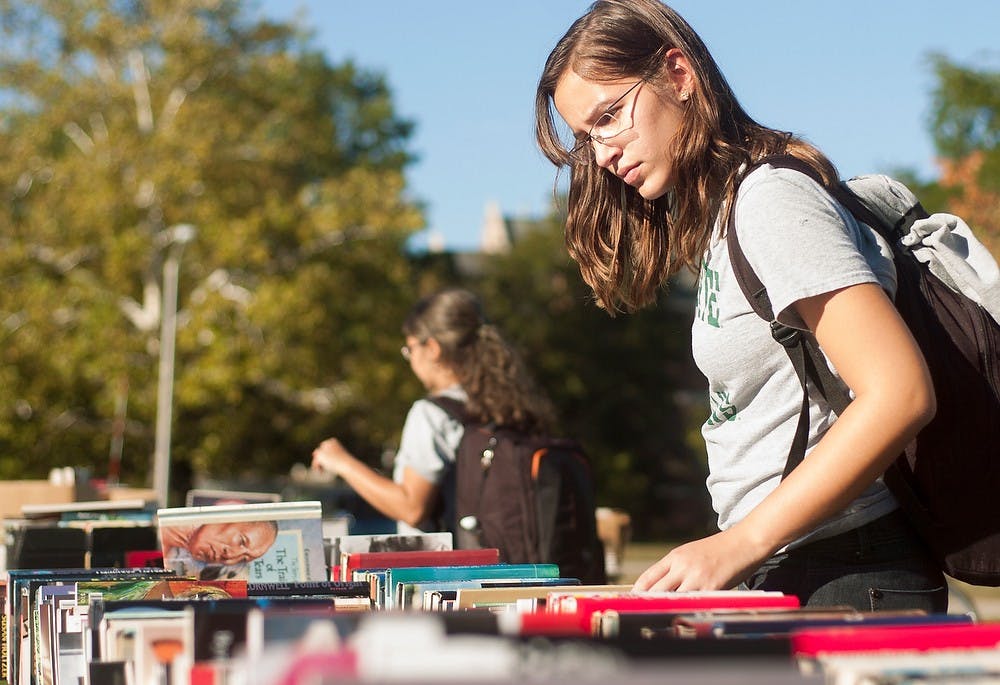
[901,54,1000,255]
[928,54,1000,256]
[0,0,424,497]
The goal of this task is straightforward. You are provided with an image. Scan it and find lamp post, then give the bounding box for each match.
[152,223,196,508]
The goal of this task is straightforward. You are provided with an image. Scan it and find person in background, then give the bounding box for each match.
[534,0,946,610]
[311,288,556,534]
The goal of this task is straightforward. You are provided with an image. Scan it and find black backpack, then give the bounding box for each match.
[726,155,1000,586]
[429,397,607,584]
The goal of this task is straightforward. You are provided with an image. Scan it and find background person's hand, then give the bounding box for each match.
[311,437,351,476]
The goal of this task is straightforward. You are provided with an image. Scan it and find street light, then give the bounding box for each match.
[152,223,196,508]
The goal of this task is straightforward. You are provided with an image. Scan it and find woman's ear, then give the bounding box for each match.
[424,337,443,362]
[663,47,695,101]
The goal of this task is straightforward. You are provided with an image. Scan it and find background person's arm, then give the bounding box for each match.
[312,437,437,527]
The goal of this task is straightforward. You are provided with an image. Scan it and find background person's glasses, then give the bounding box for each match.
[568,80,644,165]
[400,340,426,361]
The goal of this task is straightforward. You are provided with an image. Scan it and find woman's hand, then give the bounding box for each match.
[311,437,351,476]
[632,527,769,592]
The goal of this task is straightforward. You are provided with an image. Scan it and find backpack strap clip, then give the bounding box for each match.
[481,436,497,470]
[770,321,802,348]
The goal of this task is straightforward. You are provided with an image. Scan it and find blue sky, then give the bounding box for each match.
[257,1,1000,252]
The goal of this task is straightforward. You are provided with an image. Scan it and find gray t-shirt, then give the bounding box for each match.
[692,163,899,548]
[392,385,467,534]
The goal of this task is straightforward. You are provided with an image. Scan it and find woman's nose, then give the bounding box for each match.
[592,141,620,170]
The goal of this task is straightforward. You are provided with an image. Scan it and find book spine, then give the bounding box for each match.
[345,548,500,575]
[246,582,370,598]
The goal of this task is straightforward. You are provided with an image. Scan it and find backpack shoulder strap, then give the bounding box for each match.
[425,395,468,424]
[726,154,855,476]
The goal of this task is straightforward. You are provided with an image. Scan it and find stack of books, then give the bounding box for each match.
[4,509,999,684]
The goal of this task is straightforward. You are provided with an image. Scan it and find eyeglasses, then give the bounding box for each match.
[568,80,644,165]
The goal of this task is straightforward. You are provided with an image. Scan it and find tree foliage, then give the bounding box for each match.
[0,0,424,497]
[922,54,1000,256]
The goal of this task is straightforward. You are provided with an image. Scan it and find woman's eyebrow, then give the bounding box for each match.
[581,96,614,124]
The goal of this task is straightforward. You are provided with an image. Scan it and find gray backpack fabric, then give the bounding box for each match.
[844,173,1000,324]
[727,155,1000,586]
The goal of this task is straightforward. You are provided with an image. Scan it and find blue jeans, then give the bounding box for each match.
[740,509,948,612]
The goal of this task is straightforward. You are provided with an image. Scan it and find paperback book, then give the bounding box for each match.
[156,500,326,583]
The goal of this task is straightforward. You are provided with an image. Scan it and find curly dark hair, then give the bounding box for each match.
[402,289,557,435]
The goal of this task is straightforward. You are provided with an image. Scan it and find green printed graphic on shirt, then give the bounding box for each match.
[706,389,738,426]
[696,257,721,328]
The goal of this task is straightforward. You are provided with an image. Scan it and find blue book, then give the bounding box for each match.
[402,577,581,610]
[384,563,559,609]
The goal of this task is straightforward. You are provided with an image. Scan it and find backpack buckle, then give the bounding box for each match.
[770,321,801,348]
[481,436,497,470]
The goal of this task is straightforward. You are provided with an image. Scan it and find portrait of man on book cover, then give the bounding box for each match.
[158,503,326,582]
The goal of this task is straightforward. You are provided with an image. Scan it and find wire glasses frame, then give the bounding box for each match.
[568,79,644,165]
[400,339,426,361]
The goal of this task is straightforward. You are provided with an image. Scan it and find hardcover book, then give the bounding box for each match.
[546,591,801,634]
[792,622,1000,657]
[400,577,581,611]
[453,583,632,611]
[341,547,500,579]
[156,500,326,583]
[384,563,560,610]
[674,608,971,640]
[328,532,453,579]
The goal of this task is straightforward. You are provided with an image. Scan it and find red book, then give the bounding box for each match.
[550,592,801,633]
[792,622,1000,656]
[499,611,591,637]
[341,548,501,578]
[124,549,165,568]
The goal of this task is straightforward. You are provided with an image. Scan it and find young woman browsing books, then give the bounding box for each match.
[534,0,946,610]
[311,288,556,534]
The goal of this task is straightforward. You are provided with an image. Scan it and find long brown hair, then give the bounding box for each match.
[535,0,838,313]
[402,288,556,435]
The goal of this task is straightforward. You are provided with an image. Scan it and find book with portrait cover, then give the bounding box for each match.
[156,500,326,583]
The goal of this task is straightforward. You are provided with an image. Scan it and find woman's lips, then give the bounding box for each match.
[620,164,640,186]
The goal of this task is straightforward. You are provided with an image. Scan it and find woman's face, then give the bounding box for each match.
[187,520,276,566]
[553,65,689,200]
